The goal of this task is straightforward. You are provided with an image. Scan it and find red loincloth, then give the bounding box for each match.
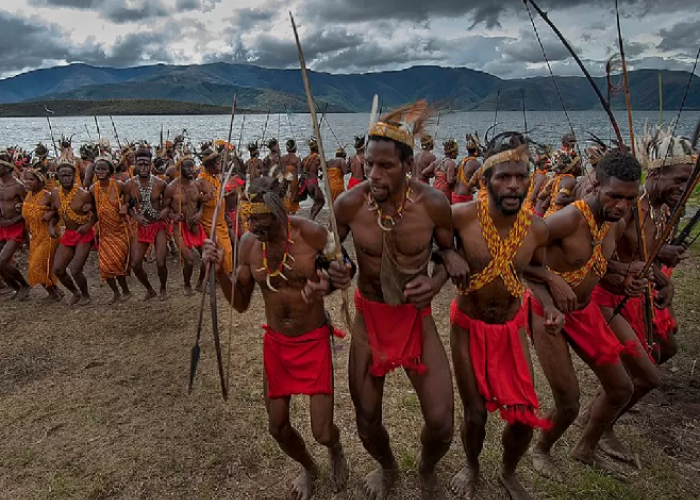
[347,176,363,190]
[591,285,650,359]
[263,323,343,399]
[0,221,24,243]
[450,299,552,429]
[531,295,637,365]
[354,289,429,376]
[60,227,95,247]
[174,222,205,249]
[137,220,169,244]
[297,177,319,197]
[653,265,677,343]
[451,193,473,204]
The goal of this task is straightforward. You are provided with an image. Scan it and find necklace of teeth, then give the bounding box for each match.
[257,218,295,292]
[366,181,413,232]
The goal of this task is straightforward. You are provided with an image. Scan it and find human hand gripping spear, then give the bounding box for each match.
[290,12,353,331]
[189,94,238,400]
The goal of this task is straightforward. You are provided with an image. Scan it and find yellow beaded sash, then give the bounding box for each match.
[553,199,610,288]
[59,184,90,225]
[459,189,533,297]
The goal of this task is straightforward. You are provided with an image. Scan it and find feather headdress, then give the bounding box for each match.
[636,122,697,171]
[368,100,435,149]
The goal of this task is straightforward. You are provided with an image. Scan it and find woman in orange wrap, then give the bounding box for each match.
[22,167,61,301]
[91,157,132,304]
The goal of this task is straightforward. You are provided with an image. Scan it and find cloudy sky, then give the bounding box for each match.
[1,0,698,80]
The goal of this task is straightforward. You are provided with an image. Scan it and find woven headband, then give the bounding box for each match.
[368,121,413,149]
[649,154,698,170]
[482,145,529,173]
[240,200,272,216]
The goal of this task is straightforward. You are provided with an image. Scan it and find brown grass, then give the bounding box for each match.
[1,210,699,500]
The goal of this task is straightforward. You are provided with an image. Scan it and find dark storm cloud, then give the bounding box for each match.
[658,22,700,54]
[175,0,200,10]
[229,7,276,28]
[102,0,169,23]
[31,0,201,23]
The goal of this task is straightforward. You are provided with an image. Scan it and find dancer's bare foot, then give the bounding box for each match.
[329,445,349,493]
[15,285,30,302]
[66,293,81,306]
[531,446,563,482]
[159,289,168,301]
[77,295,91,307]
[599,428,635,464]
[144,289,157,301]
[418,457,444,500]
[120,291,132,303]
[450,466,479,499]
[183,286,195,296]
[363,466,398,500]
[289,468,316,500]
[499,471,534,500]
[107,292,121,305]
[195,282,203,293]
[571,445,631,481]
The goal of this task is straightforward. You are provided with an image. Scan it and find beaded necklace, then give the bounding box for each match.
[59,183,90,225]
[257,218,295,292]
[137,175,160,220]
[366,182,413,231]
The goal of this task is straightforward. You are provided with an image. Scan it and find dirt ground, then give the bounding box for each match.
[1,209,699,500]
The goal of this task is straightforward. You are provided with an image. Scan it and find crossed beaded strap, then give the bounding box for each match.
[59,184,90,225]
[460,189,533,297]
[554,199,611,288]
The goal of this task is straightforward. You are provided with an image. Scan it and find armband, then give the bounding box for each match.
[558,188,572,196]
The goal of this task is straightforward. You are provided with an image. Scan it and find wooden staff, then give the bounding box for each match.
[189,94,237,400]
[615,0,635,158]
[290,12,353,329]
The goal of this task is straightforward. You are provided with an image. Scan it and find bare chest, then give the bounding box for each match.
[249,242,317,291]
[351,207,433,261]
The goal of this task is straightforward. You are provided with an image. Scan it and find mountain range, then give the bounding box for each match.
[0,62,698,115]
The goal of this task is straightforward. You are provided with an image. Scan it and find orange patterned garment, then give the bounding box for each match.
[21,190,59,287]
[199,172,233,274]
[95,179,132,280]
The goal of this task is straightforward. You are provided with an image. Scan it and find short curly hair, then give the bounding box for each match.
[596,150,641,185]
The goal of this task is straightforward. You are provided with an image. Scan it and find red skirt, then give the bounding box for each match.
[0,221,24,243]
[263,324,342,399]
[354,289,429,376]
[174,222,205,249]
[531,295,636,365]
[347,176,363,190]
[60,227,95,247]
[450,299,551,429]
[451,193,473,204]
[137,220,169,244]
[591,286,650,359]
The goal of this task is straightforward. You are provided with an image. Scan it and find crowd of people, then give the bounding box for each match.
[1,105,697,500]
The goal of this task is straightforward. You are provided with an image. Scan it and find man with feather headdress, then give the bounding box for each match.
[529,144,552,215]
[347,135,366,190]
[413,134,436,184]
[329,101,468,500]
[538,144,582,218]
[452,134,482,204]
[203,175,353,500]
[583,126,696,465]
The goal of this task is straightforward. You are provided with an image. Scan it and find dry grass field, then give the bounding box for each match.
[1,210,699,500]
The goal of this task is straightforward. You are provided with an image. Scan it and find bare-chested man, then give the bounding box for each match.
[203,176,349,500]
[163,158,206,295]
[413,135,436,183]
[529,144,551,216]
[329,107,467,499]
[452,134,481,204]
[327,147,348,203]
[58,135,85,185]
[538,149,582,218]
[263,138,282,177]
[449,132,563,500]
[299,138,325,221]
[224,154,247,242]
[48,159,97,306]
[125,145,169,300]
[576,144,606,200]
[246,142,264,181]
[0,150,30,300]
[80,143,99,190]
[423,139,458,201]
[585,132,695,463]
[280,139,302,214]
[525,150,645,479]
[347,135,366,190]
[115,146,135,182]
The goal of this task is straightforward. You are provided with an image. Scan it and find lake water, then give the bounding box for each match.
[1,110,699,156]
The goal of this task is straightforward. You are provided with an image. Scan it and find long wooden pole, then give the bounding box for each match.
[616,0,636,158]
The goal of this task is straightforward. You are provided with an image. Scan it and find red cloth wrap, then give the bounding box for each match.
[653,265,676,343]
[532,295,636,365]
[297,177,319,196]
[137,220,168,244]
[451,193,473,204]
[450,299,552,429]
[263,323,343,399]
[60,227,95,247]
[354,288,429,377]
[174,222,205,249]
[226,210,244,238]
[0,221,24,243]
[590,285,649,359]
[347,176,362,190]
